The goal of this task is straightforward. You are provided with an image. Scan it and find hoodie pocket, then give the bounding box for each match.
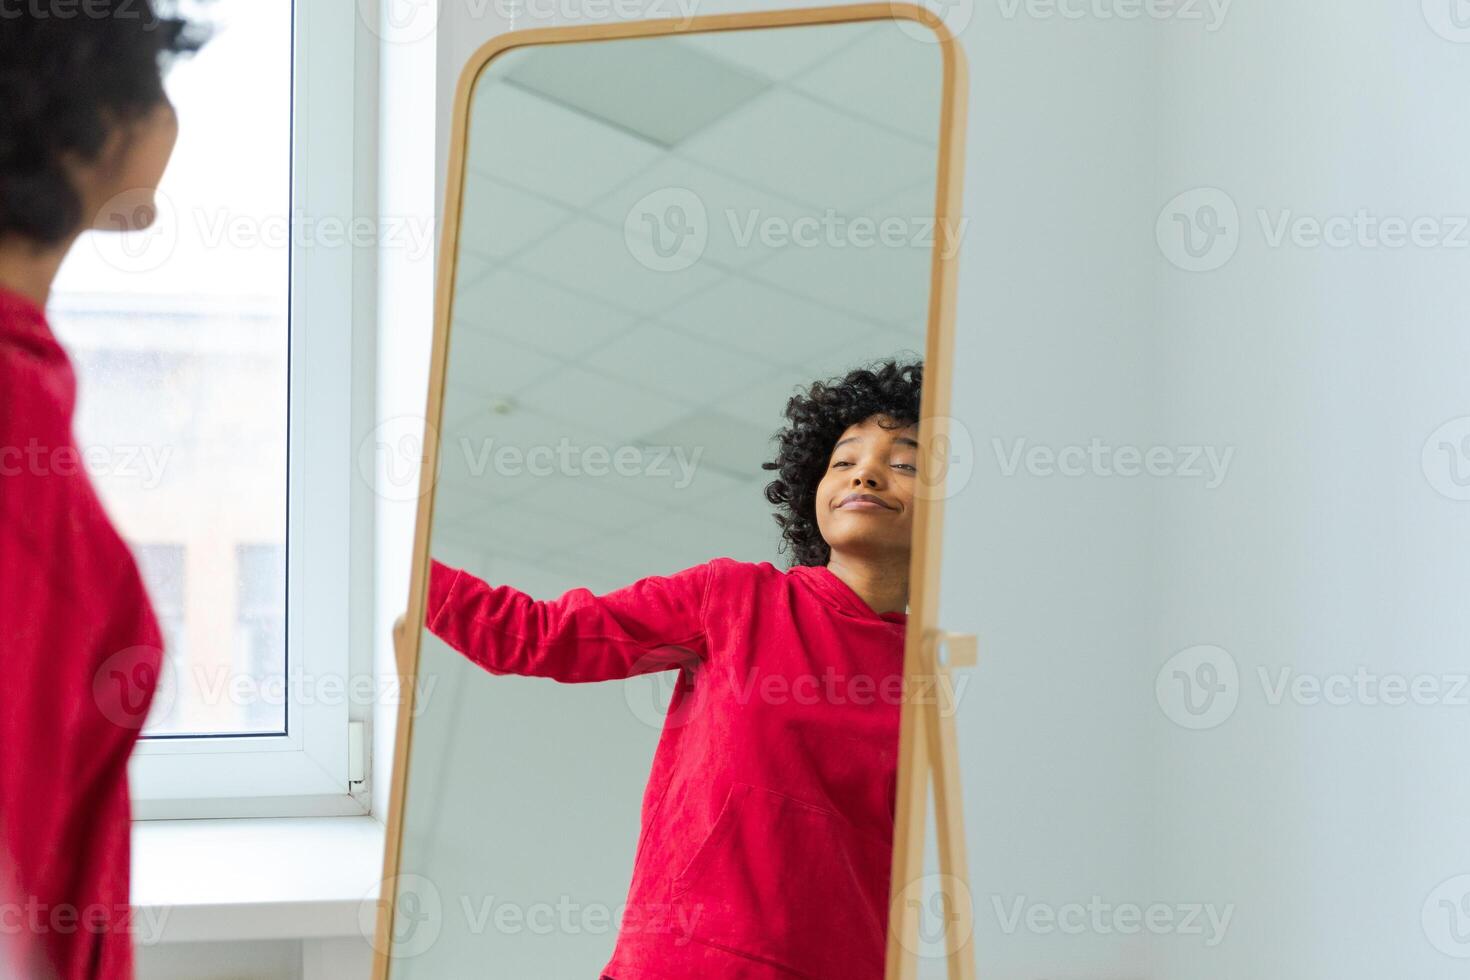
[671,782,889,979]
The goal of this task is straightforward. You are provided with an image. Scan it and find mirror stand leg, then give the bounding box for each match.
[927,659,977,980]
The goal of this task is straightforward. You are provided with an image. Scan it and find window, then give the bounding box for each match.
[235,544,287,734]
[50,0,367,817]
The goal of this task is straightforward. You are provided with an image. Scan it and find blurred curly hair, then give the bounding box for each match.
[762,358,923,568]
[0,1,209,246]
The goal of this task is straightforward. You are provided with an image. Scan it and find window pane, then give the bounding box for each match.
[235,544,286,734]
[50,0,293,737]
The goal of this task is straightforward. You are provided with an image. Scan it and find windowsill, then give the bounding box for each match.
[131,815,385,945]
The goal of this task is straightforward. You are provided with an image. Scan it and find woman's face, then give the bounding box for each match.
[82,98,180,234]
[814,413,919,563]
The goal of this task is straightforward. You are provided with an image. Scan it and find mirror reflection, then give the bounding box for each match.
[390,18,947,979]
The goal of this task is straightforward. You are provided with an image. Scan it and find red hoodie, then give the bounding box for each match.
[0,286,162,980]
[425,555,909,980]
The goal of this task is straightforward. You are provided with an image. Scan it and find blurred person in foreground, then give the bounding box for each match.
[0,3,207,977]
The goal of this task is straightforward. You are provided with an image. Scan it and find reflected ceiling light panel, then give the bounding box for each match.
[503,38,770,147]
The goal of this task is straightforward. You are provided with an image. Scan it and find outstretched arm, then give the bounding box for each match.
[423,559,713,683]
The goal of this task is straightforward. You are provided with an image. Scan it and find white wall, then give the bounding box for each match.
[1150,1,1470,977]
[138,937,372,979]
[939,3,1160,977]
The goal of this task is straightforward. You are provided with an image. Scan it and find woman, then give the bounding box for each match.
[425,359,923,979]
[0,6,205,978]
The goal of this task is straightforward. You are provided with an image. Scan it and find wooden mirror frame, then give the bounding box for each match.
[371,6,972,978]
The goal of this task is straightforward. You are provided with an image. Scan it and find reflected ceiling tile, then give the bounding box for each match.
[708,366,814,429]
[593,460,743,508]
[511,474,670,533]
[788,22,944,145]
[503,552,631,601]
[515,364,690,442]
[680,89,932,214]
[432,479,517,528]
[444,503,603,557]
[429,535,495,580]
[515,218,722,315]
[687,481,786,550]
[661,276,869,363]
[457,175,570,260]
[554,527,699,584]
[504,38,770,146]
[675,22,872,80]
[804,326,926,379]
[439,402,611,498]
[588,323,773,405]
[466,83,663,208]
[441,323,561,402]
[452,267,636,358]
[455,249,494,292]
[856,177,942,225]
[633,507,776,567]
[637,408,778,484]
[750,232,932,325]
[589,156,819,271]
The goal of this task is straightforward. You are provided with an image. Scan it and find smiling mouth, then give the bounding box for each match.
[837,493,894,511]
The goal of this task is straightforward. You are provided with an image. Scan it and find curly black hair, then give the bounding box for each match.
[0,1,209,246]
[762,358,923,568]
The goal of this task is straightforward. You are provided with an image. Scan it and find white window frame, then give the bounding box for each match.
[129,0,374,820]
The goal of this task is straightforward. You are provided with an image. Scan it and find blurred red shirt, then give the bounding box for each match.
[0,285,162,979]
[426,555,908,980]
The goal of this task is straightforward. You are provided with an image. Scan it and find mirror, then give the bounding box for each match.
[375,9,966,979]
